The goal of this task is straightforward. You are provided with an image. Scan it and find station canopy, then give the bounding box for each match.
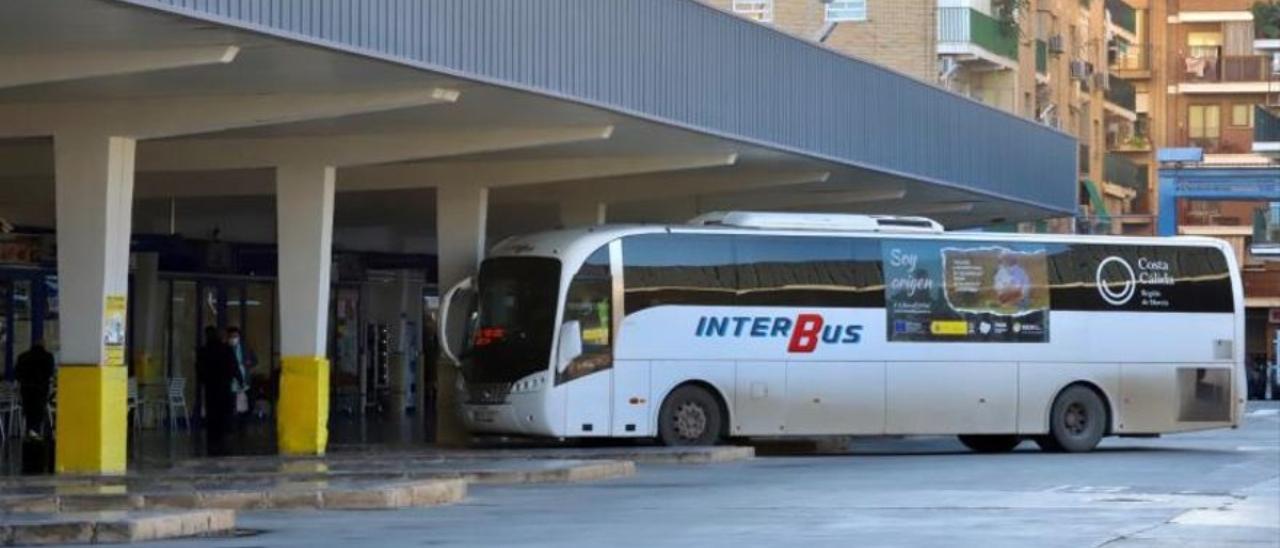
[0,0,1077,249]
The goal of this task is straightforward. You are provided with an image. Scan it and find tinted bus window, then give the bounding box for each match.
[1050,244,1232,313]
[623,233,736,313]
[560,246,613,384]
[735,235,883,307]
[466,257,560,384]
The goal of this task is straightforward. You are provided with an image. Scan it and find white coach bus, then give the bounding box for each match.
[440,212,1245,453]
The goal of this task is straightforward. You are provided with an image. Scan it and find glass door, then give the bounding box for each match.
[169,280,199,408]
[0,275,42,380]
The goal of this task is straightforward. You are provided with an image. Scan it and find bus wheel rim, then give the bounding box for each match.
[673,402,707,440]
[1064,402,1088,436]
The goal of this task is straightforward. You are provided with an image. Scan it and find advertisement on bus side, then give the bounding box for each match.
[883,240,1050,343]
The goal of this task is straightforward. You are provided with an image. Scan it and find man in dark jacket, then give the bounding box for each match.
[195,327,241,456]
[15,340,55,439]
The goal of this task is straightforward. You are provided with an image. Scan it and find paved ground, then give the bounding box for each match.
[139,402,1279,548]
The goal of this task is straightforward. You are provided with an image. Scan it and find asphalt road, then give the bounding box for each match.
[157,402,1280,547]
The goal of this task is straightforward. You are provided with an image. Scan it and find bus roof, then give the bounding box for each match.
[489,221,1233,264]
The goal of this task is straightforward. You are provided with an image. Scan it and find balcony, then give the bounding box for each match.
[1104,152,1146,200]
[1179,55,1274,92]
[1105,77,1136,113]
[1106,0,1137,36]
[937,7,1019,68]
[1111,43,1150,74]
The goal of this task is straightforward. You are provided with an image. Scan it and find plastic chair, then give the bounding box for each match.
[167,377,190,430]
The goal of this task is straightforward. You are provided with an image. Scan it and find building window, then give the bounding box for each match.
[1231,103,1254,127]
[826,0,867,22]
[732,0,773,23]
[1189,105,1221,140]
[1187,32,1222,59]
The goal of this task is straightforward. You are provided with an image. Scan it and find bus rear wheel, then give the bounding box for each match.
[1037,385,1107,453]
[957,435,1022,453]
[657,385,723,446]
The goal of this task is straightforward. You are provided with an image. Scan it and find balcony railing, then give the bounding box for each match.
[1105,77,1136,112]
[1180,55,1270,83]
[938,7,1019,62]
[1256,105,1280,144]
[1111,44,1150,72]
[1106,0,1137,35]
[1035,39,1048,74]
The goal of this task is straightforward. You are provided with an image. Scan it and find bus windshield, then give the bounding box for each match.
[463,256,561,384]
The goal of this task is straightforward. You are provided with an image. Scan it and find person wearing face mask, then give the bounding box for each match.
[225,326,254,428]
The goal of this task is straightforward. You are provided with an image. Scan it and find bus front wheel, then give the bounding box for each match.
[1036,385,1107,453]
[657,385,723,446]
[957,435,1022,453]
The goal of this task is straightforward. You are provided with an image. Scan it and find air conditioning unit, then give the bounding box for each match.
[1070,60,1090,80]
[1094,71,1109,91]
[1048,35,1065,54]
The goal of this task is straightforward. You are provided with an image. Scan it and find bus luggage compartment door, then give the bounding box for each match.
[734,361,787,436]
[786,361,885,435]
[886,362,1018,434]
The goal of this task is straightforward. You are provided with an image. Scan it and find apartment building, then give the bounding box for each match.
[706,0,1149,232]
[1153,0,1280,372]
[708,0,1275,367]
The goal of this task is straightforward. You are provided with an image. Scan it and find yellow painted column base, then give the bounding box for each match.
[55,366,128,475]
[277,356,330,456]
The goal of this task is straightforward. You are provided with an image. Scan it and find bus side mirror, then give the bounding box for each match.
[439,276,475,367]
[556,320,584,372]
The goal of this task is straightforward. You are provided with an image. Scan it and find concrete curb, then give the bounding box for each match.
[0,479,468,513]
[1,509,234,545]
[618,447,755,464]
[464,460,636,485]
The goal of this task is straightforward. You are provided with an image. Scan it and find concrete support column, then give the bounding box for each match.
[53,133,135,475]
[559,198,606,227]
[434,184,488,445]
[275,163,336,456]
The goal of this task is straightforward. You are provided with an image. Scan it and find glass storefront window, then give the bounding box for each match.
[242,282,275,399]
[42,275,58,360]
[170,281,198,404]
[0,283,9,379]
[13,280,31,364]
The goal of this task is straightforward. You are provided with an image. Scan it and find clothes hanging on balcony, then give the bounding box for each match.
[1185,56,1208,78]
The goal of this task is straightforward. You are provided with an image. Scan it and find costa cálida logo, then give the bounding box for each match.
[1096,255,1175,307]
[694,314,863,353]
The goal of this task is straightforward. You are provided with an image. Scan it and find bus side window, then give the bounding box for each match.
[560,246,613,383]
[621,233,737,313]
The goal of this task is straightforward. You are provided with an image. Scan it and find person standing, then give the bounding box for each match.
[195,327,240,456]
[15,340,54,439]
